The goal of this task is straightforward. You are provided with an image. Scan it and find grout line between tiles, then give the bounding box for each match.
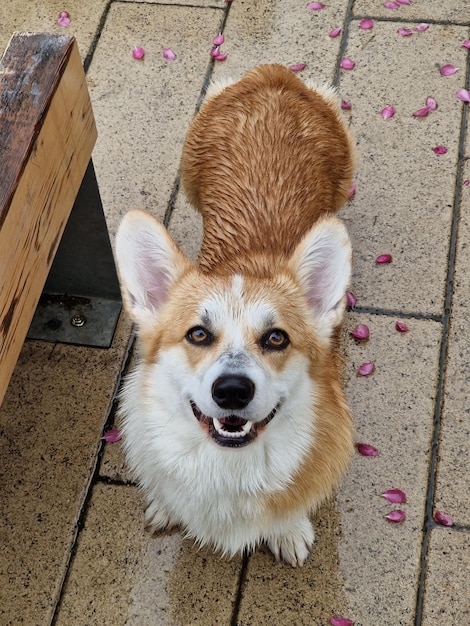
[230,552,250,626]
[414,41,470,626]
[351,15,470,27]
[333,0,355,88]
[348,306,442,322]
[83,0,113,73]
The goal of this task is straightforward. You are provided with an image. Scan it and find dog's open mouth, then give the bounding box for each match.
[190,401,278,447]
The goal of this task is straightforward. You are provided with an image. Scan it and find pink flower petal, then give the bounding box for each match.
[464,180,470,186]
[213,33,224,46]
[426,96,438,110]
[132,46,145,60]
[351,324,370,340]
[329,28,342,38]
[414,23,430,32]
[395,321,409,332]
[462,40,470,49]
[341,100,352,110]
[433,146,448,155]
[359,19,374,30]
[340,58,356,70]
[440,64,458,76]
[386,510,406,523]
[348,181,356,198]
[356,443,379,457]
[346,291,357,308]
[433,511,454,526]
[397,28,413,37]
[358,361,375,376]
[382,489,407,504]
[376,254,392,264]
[455,88,470,103]
[290,63,307,72]
[102,428,122,443]
[163,48,176,61]
[307,2,325,9]
[57,11,71,27]
[330,618,354,626]
[214,52,228,61]
[381,105,395,119]
[384,1,400,8]
[413,106,431,117]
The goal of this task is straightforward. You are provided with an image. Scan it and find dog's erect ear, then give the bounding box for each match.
[288,216,352,337]
[115,210,191,330]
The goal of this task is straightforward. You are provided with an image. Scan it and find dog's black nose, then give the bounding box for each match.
[212,376,255,410]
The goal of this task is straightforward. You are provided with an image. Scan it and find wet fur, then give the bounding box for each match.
[116,64,356,566]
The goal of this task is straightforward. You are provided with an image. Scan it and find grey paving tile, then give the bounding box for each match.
[0,316,132,626]
[56,483,242,625]
[353,0,469,23]
[339,21,467,315]
[210,0,348,85]
[422,528,470,624]
[336,314,441,624]
[237,314,441,625]
[86,3,222,238]
[434,160,470,524]
[0,0,108,60]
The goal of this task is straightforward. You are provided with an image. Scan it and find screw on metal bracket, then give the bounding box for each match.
[70,313,86,327]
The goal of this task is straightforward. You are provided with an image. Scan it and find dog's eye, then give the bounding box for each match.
[261,329,290,351]
[186,326,214,346]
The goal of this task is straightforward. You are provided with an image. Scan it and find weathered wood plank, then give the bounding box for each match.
[0,33,97,405]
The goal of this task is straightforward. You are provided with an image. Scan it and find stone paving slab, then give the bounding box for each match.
[55,483,242,625]
[434,160,470,524]
[211,0,347,85]
[87,2,223,238]
[0,0,108,61]
[0,316,132,626]
[339,20,467,315]
[353,0,469,23]
[422,528,470,624]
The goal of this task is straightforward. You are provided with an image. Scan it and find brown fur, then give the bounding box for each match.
[181,64,356,276]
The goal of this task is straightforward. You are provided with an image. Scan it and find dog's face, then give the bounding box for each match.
[149,271,321,448]
[115,210,351,449]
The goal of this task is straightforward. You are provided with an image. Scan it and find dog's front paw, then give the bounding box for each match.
[144,504,178,533]
[266,516,315,567]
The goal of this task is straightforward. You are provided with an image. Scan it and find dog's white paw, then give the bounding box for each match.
[266,516,315,567]
[144,505,178,533]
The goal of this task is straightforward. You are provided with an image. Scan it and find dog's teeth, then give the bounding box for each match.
[241,420,252,435]
[212,417,252,438]
[213,417,224,435]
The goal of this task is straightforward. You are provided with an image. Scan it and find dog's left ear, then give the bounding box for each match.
[288,216,352,336]
[115,210,191,331]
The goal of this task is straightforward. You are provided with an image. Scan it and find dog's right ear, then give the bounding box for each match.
[115,210,191,330]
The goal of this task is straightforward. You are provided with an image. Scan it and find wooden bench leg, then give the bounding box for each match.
[27,159,121,348]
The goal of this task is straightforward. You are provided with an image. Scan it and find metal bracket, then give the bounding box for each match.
[27,160,122,348]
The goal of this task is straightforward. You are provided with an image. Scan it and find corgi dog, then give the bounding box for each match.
[115,64,355,566]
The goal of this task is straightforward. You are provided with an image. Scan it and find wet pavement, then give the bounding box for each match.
[1,1,469,624]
